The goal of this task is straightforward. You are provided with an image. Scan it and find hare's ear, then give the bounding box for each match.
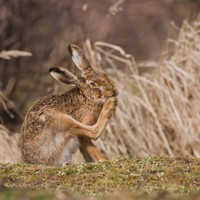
[68,44,92,71]
[49,67,81,86]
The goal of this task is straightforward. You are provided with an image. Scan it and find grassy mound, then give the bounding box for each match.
[0,157,199,199]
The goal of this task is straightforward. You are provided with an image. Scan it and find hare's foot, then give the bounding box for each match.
[61,160,71,166]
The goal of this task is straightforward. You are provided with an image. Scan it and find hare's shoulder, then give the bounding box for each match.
[22,88,83,125]
[28,88,82,112]
[29,93,63,112]
[21,94,61,132]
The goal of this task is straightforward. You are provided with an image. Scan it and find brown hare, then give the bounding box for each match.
[21,44,117,166]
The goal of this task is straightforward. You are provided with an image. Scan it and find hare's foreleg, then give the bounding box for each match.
[79,136,106,162]
[50,97,116,140]
[71,96,116,139]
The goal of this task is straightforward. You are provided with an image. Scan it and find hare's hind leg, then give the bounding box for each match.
[79,136,106,162]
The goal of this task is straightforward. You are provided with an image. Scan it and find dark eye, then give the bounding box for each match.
[89,81,98,88]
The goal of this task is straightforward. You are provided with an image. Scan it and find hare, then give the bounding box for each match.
[20,44,117,166]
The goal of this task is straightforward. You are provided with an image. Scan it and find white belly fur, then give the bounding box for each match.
[61,136,80,165]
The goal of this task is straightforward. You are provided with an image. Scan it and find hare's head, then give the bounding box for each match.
[49,44,116,101]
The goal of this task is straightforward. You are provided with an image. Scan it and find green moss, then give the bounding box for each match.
[0,188,55,200]
[0,157,199,198]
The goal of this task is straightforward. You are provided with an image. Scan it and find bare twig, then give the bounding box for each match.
[0,50,32,60]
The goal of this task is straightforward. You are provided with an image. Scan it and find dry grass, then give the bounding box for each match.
[0,125,22,163]
[83,15,200,158]
[0,50,31,163]
[0,50,31,121]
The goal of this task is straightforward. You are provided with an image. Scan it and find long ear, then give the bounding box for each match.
[68,44,92,71]
[49,67,81,86]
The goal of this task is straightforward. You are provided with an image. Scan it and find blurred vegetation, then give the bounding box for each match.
[0,1,199,130]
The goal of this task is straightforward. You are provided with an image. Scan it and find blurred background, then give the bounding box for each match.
[0,0,200,162]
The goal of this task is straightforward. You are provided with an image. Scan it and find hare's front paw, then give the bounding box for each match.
[103,97,117,119]
[105,97,117,110]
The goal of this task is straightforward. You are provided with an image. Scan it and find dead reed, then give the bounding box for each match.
[84,16,200,158]
[0,50,32,120]
[0,125,22,163]
[0,50,32,60]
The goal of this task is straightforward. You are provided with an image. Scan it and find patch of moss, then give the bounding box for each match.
[0,157,199,196]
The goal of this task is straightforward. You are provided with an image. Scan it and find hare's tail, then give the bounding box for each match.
[0,125,22,163]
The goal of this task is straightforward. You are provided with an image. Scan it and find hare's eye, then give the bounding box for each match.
[89,81,98,88]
